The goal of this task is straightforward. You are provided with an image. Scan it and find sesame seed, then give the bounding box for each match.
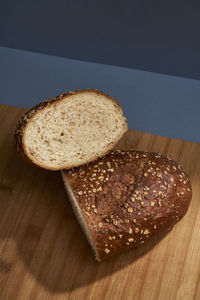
[150,201,155,207]
[170,177,174,182]
[94,208,98,214]
[93,188,97,193]
[113,220,118,225]
[105,248,110,254]
[133,219,136,223]
[144,186,150,191]
[78,191,83,195]
[144,173,148,177]
[177,192,180,196]
[131,197,135,202]
[125,219,130,223]
[157,172,162,178]
[128,207,133,213]
[187,188,191,192]
[154,225,157,229]
[144,229,150,235]
[129,228,133,234]
[135,227,139,233]
[173,166,177,170]
[141,202,145,207]
[128,238,134,242]
[119,234,123,238]
[98,222,103,228]
[126,242,130,245]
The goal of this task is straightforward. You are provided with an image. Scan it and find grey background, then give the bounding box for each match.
[1,47,199,143]
[1,0,200,79]
[0,1,200,143]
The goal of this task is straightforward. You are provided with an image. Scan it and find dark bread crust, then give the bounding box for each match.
[13,89,127,170]
[62,150,192,261]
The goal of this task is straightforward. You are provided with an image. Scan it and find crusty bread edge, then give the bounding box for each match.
[13,89,128,170]
[61,171,100,261]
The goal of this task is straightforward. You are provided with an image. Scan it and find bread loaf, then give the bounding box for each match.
[13,89,127,170]
[62,150,192,261]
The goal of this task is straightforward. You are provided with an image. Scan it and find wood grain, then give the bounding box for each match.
[0,104,199,300]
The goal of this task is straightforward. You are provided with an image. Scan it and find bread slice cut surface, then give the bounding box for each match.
[14,90,128,170]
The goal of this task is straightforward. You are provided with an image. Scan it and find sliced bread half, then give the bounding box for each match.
[14,89,128,170]
[62,150,192,261]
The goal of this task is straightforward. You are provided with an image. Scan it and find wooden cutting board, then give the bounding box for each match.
[0,104,200,300]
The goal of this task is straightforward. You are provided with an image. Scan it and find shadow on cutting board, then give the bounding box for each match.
[0,142,169,293]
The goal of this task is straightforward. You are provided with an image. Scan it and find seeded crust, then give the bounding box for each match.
[62,150,192,261]
[13,89,128,170]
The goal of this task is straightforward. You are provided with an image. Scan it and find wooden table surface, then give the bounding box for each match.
[0,104,200,300]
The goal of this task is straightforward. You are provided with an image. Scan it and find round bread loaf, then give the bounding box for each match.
[62,150,192,261]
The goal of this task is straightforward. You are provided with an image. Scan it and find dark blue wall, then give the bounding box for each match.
[1,0,200,79]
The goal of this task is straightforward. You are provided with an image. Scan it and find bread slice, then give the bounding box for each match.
[62,150,192,261]
[13,89,128,170]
